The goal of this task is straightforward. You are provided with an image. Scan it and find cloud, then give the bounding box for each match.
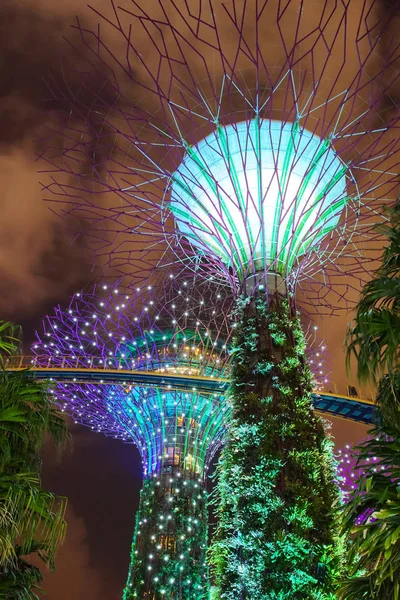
[0,150,93,322]
[0,0,118,148]
[0,0,120,321]
[38,504,107,600]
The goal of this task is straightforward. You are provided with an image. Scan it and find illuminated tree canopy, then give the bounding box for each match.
[41,0,400,307]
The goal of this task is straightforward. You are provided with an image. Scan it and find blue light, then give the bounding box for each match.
[170,119,348,276]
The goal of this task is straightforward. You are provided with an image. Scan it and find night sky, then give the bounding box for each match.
[1,0,396,597]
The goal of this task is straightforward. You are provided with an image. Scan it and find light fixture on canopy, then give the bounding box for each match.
[170,118,350,284]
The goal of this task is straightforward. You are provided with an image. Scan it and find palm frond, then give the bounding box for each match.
[339,425,400,599]
[0,556,43,600]
[346,308,400,382]
[0,321,21,359]
[0,348,69,595]
[346,200,400,383]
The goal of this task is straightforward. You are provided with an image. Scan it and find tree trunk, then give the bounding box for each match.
[210,293,343,600]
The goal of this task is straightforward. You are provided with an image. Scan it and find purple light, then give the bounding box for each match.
[336,443,385,504]
[34,272,331,471]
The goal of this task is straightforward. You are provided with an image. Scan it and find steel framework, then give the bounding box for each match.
[41,0,400,313]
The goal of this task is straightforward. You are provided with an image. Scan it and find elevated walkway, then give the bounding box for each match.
[5,356,376,425]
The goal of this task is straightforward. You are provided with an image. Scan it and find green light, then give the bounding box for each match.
[209,296,344,598]
[123,473,209,600]
[171,119,348,277]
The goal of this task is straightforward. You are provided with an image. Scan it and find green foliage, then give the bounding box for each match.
[209,296,343,599]
[0,542,43,600]
[338,376,400,599]
[375,372,400,431]
[124,472,209,599]
[346,201,400,383]
[341,201,400,597]
[0,322,21,360]
[0,321,69,599]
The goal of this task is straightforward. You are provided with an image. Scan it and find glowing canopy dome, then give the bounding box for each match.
[170,119,349,278]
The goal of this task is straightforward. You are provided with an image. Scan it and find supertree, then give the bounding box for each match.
[39,1,400,597]
[34,273,231,600]
[33,271,331,600]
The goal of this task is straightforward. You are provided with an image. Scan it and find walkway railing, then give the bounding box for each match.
[4,356,376,424]
[5,355,219,376]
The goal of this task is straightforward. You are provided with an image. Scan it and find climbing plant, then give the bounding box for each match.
[209,295,344,599]
[124,471,209,599]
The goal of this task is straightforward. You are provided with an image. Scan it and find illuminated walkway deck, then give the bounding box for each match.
[5,356,376,425]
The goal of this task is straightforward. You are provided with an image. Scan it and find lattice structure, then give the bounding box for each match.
[33,273,329,452]
[41,0,400,313]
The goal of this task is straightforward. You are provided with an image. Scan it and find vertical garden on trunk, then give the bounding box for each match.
[210,295,343,599]
[124,472,209,600]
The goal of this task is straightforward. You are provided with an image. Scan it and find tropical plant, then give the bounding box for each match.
[0,322,21,360]
[0,320,69,599]
[346,201,400,383]
[339,201,400,598]
[0,541,43,600]
[338,416,400,598]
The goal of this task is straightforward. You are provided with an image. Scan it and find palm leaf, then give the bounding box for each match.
[0,321,21,358]
[0,342,69,595]
[339,424,400,599]
[346,200,400,383]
